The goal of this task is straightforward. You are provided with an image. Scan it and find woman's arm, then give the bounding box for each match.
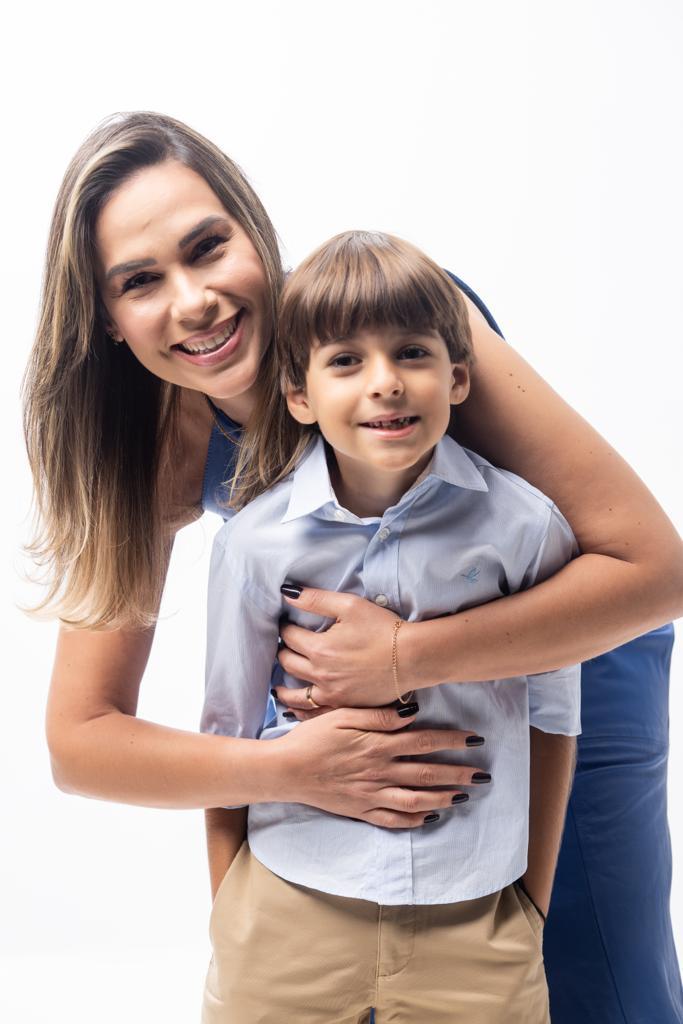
[46,623,486,825]
[275,300,683,707]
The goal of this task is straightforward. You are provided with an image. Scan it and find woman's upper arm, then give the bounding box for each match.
[454,296,683,577]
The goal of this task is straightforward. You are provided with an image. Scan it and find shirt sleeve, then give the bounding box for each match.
[201,529,281,746]
[522,504,582,736]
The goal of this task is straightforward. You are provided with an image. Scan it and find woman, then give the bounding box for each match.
[24,112,683,1023]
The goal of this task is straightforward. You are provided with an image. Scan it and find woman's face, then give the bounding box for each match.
[97,160,269,422]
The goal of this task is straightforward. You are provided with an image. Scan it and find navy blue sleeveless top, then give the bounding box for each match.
[202,404,244,518]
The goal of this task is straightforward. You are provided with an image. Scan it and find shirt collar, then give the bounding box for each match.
[282,434,488,524]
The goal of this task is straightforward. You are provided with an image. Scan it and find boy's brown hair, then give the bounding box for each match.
[278,230,473,391]
[231,230,473,508]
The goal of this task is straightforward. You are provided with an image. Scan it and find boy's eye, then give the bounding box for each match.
[329,353,360,368]
[399,345,429,360]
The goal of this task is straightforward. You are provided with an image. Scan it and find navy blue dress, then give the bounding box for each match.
[202,277,682,1023]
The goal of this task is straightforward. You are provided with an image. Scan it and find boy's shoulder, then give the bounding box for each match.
[213,470,297,556]
[441,436,557,522]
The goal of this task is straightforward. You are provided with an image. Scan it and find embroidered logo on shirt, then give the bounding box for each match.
[460,567,480,583]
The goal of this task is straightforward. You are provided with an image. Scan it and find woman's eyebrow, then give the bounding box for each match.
[178,215,229,249]
[106,257,157,282]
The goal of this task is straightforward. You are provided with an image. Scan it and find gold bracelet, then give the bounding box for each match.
[392,619,414,705]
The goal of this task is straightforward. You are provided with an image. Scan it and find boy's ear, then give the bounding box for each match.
[449,363,470,406]
[286,387,318,425]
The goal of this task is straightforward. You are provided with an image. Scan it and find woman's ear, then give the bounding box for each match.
[286,387,318,425]
[449,363,471,406]
[103,315,124,344]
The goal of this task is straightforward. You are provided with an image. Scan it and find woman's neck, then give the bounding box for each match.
[207,388,257,427]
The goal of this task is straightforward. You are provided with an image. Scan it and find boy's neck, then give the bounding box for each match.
[327,445,435,518]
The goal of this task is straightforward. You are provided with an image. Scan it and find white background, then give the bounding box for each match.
[2,1,682,1020]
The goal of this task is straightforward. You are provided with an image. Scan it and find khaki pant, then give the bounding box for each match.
[202,843,549,1024]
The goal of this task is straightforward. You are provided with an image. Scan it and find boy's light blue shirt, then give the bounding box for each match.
[202,435,581,906]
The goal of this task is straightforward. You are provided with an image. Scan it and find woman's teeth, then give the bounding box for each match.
[364,416,417,429]
[178,315,240,354]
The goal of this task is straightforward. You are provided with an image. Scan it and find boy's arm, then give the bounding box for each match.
[523,503,581,915]
[524,729,576,917]
[203,530,282,746]
[202,531,281,893]
[205,807,248,900]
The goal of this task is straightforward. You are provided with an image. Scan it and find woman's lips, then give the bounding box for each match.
[172,310,246,367]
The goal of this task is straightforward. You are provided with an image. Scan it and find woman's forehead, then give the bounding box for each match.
[96,160,230,264]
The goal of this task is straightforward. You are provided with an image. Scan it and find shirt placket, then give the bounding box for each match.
[362,507,414,905]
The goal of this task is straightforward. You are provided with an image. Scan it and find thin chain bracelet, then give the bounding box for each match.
[392,619,415,705]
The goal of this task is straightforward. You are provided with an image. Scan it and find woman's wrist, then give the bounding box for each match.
[226,735,293,805]
[399,617,461,690]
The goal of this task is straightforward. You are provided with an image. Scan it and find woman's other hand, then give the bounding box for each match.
[278,587,409,708]
[277,704,485,828]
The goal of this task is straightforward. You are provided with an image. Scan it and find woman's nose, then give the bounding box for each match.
[170,270,217,325]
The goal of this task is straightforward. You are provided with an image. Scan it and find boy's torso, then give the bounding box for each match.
[205,435,581,905]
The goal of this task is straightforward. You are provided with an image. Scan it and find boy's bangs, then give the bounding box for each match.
[302,240,448,346]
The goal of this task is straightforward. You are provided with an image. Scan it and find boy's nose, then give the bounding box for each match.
[367,361,404,398]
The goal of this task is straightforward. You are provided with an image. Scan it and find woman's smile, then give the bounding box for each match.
[173,308,246,364]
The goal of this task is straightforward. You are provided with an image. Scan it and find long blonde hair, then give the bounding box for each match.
[23,112,283,628]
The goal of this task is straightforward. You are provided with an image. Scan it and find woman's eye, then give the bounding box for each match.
[120,272,156,294]
[192,235,228,260]
[329,354,360,368]
[399,345,429,360]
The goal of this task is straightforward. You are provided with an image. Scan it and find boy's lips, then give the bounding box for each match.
[359,414,421,438]
[360,415,420,429]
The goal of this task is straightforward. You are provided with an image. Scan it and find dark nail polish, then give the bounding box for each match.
[270,688,278,699]
[397,702,419,718]
[451,793,469,804]
[472,771,492,784]
[424,813,440,824]
[280,583,302,599]
[465,735,485,747]
[283,711,296,720]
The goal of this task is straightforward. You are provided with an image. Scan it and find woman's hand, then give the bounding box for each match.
[276,703,486,828]
[277,587,407,708]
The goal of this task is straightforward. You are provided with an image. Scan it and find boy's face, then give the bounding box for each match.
[286,326,470,480]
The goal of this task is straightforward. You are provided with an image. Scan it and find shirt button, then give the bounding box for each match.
[374,594,389,607]
[378,528,390,542]
[334,509,346,521]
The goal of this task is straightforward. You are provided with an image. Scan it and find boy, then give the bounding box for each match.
[201,231,580,1023]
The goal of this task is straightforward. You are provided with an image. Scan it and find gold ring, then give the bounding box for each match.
[305,685,321,709]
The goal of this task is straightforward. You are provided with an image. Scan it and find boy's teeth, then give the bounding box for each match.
[179,316,238,354]
[366,416,414,429]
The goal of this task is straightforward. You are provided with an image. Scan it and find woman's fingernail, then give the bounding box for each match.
[280,583,303,598]
[424,813,440,824]
[452,793,470,804]
[466,735,485,747]
[397,702,419,718]
[270,688,278,699]
[472,771,492,784]
[283,711,296,720]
